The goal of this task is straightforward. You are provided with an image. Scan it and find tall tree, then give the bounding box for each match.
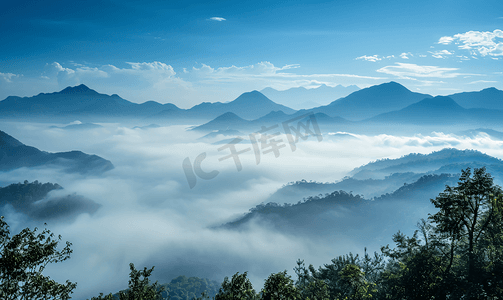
[215,272,257,300]
[89,263,164,300]
[261,271,299,300]
[429,167,503,296]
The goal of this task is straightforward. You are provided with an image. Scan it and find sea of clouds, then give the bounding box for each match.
[2,121,503,299]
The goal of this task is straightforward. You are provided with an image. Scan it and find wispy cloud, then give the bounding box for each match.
[356,55,381,62]
[209,17,226,21]
[468,80,498,84]
[355,55,395,62]
[377,63,467,79]
[429,50,453,59]
[190,61,384,85]
[0,72,20,83]
[400,52,412,59]
[438,29,503,57]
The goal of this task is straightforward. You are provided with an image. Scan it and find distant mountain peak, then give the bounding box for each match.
[232,90,272,104]
[58,84,98,95]
[411,96,463,109]
[263,110,288,117]
[214,112,244,121]
[374,81,408,91]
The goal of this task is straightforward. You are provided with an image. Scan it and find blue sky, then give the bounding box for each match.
[1,0,503,108]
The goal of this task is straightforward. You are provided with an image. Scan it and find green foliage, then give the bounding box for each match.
[379,167,503,299]
[215,272,257,300]
[0,216,77,300]
[161,275,220,300]
[308,250,383,300]
[294,260,329,300]
[262,271,299,300]
[89,263,164,300]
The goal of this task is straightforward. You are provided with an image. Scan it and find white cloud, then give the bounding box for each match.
[438,29,503,57]
[428,50,453,59]
[209,17,226,21]
[400,52,412,59]
[438,36,455,45]
[468,80,498,84]
[377,63,465,78]
[355,55,382,62]
[191,61,381,81]
[0,72,20,83]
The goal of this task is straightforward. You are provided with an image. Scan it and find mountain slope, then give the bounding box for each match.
[311,82,432,121]
[0,130,114,174]
[0,180,101,221]
[0,84,179,120]
[261,84,360,109]
[191,112,252,132]
[349,148,503,180]
[188,90,296,120]
[366,94,503,127]
[448,87,503,110]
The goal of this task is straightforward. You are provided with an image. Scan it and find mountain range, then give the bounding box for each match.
[309,81,432,121]
[219,148,502,245]
[2,82,503,131]
[0,85,295,123]
[0,130,114,174]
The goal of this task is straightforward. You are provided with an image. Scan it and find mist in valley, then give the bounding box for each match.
[2,120,503,299]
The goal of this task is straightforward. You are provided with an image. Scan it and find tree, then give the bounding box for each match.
[380,230,445,300]
[262,271,299,300]
[429,167,503,297]
[338,264,375,300]
[89,263,164,300]
[294,259,329,300]
[379,167,503,299]
[0,216,77,300]
[215,272,257,300]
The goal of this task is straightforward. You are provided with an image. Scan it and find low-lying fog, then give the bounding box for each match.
[2,121,503,299]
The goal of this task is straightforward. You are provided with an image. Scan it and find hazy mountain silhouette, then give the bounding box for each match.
[0,180,101,222]
[0,130,114,174]
[0,84,298,124]
[349,148,503,180]
[261,84,360,109]
[191,112,252,132]
[262,148,503,207]
[310,82,432,121]
[219,176,443,244]
[49,122,104,130]
[367,95,503,126]
[191,109,353,133]
[266,173,422,204]
[186,90,296,121]
[448,87,503,110]
[220,148,503,241]
[0,84,179,120]
[457,128,503,140]
[197,129,243,140]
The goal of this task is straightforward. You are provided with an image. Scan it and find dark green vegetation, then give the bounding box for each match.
[0,180,100,222]
[0,216,77,299]
[216,167,503,299]
[0,130,114,175]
